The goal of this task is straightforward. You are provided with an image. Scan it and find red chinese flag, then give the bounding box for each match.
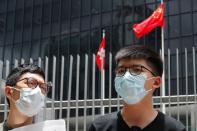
[96,35,106,71]
[133,3,164,39]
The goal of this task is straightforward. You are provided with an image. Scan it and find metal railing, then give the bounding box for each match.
[0,47,197,131]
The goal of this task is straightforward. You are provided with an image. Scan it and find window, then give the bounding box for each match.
[168,0,179,15]
[71,0,80,17]
[102,0,112,12]
[169,15,180,38]
[180,0,191,13]
[92,0,100,14]
[82,0,90,16]
[181,14,192,35]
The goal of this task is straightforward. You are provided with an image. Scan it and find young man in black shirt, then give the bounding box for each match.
[87,45,186,131]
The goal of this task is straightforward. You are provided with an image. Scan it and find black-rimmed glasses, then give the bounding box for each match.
[115,65,156,77]
[17,77,52,94]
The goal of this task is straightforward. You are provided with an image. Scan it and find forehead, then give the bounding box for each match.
[19,72,45,83]
[117,58,149,68]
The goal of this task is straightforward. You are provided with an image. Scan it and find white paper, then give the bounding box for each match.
[9,119,66,131]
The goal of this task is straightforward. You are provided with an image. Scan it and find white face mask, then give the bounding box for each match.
[13,86,45,117]
[115,71,153,105]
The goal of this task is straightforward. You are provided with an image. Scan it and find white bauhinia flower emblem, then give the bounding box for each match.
[98,48,105,60]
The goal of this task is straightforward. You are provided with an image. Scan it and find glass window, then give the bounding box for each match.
[186,53,195,77]
[0,0,6,13]
[34,0,42,6]
[15,9,23,30]
[32,25,41,40]
[164,17,168,38]
[181,36,193,50]
[61,0,70,20]
[134,4,145,22]
[13,44,22,60]
[0,46,3,60]
[23,28,31,42]
[0,13,6,43]
[0,31,3,45]
[112,25,122,52]
[102,12,111,26]
[61,20,69,35]
[80,31,90,53]
[14,30,22,43]
[193,0,197,11]
[33,5,42,26]
[4,45,12,61]
[112,10,121,25]
[5,31,13,45]
[169,79,178,95]
[71,18,79,33]
[113,0,121,10]
[24,0,33,8]
[195,35,197,47]
[181,14,192,35]
[180,0,191,13]
[51,0,60,23]
[168,0,179,15]
[169,15,180,38]
[122,5,133,23]
[42,24,50,38]
[91,29,100,53]
[7,12,14,32]
[52,22,61,36]
[92,0,100,14]
[135,0,144,6]
[169,38,180,54]
[91,14,100,29]
[124,23,133,46]
[41,38,50,57]
[31,40,40,58]
[123,0,133,6]
[16,0,24,10]
[70,34,80,54]
[8,0,16,12]
[24,8,32,28]
[43,3,51,24]
[82,0,90,16]
[102,0,112,12]
[21,42,31,59]
[71,0,80,17]
[146,0,155,4]
[193,12,197,34]
[81,16,90,31]
[59,35,69,55]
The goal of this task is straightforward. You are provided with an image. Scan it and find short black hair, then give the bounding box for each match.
[115,45,163,77]
[6,64,45,106]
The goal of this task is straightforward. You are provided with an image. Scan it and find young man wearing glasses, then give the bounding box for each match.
[88,45,185,131]
[0,64,52,131]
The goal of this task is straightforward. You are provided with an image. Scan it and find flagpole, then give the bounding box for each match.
[101,29,105,115]
[160,0,166,114]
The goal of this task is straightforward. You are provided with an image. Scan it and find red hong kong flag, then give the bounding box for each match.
[96,33,106,71]
[133,3,164,39]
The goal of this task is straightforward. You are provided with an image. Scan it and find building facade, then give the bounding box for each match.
[0,0,197,129]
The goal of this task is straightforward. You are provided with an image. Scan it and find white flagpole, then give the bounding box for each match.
[160,0,166,114]
[101,29,105,115]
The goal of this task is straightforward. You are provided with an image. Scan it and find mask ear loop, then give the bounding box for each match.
[144,77,156,93]
[11,86,21,92]
[6,86,21,105]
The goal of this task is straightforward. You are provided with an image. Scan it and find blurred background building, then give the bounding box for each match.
[0,0,197,130]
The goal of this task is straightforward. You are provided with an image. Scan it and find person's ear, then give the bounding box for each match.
[152,76,161,89]
[4,86,14,100]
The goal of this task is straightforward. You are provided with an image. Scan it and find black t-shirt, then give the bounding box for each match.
[87,111,186,131]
